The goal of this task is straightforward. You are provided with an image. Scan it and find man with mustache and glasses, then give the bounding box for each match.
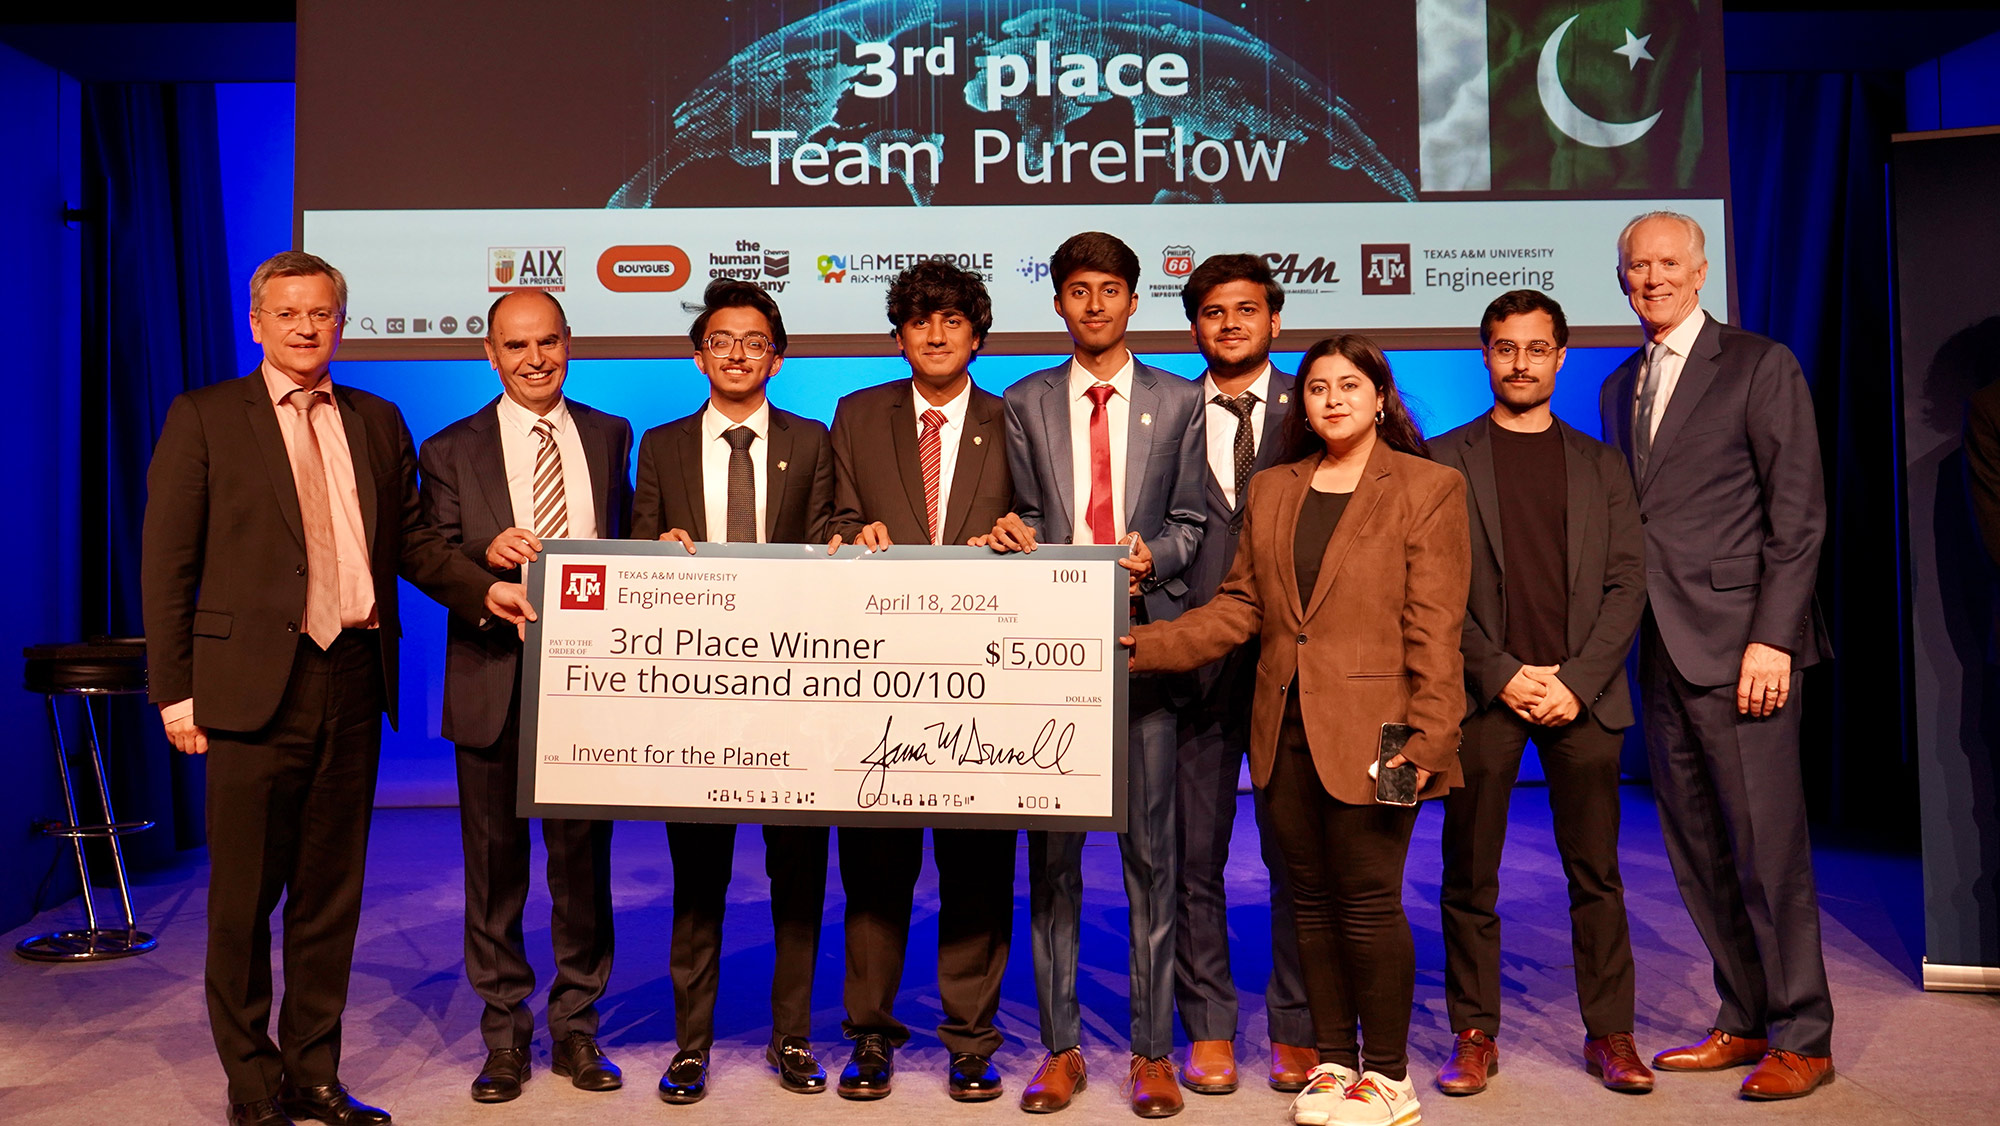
[631,278,836,1104]
[1429,289,1651,1098]
[1169,254,1314,1099]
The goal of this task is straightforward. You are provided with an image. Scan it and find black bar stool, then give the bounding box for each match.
[18,638,158,960]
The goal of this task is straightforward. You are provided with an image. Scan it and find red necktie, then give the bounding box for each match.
[1084,383,1116,545]
[919,408,946,544]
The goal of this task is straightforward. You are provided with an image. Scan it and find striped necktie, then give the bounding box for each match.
[919,408,947,544]
[532,418,570,539]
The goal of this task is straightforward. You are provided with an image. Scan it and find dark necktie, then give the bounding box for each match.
[531,418,570,539]
[919,408,947,544]
[1084,383,1116,545]
[724,426,757,543]
[1634,341,1668,471]
[284,389,342,650]
[1212,391,1259,504]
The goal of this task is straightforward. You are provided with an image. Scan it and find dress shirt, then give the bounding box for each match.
[1636,307,1708,445]
[914,379,970,543]
[496,394,598,540]
[700,399,772,544]
[164,365,379,726]
[1201,364,1273,510]
[1065,354,1134,544]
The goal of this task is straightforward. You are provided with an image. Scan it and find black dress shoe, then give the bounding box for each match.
[766,1036,828,1094]
[277,1084,390,1126]
[838,1033,895,1100]
[658,1048,709,1104]
[471,1047,530,1103]
[551,1031,623,1091]
[948,1053,1004,1102]
[227,1098,294,1126]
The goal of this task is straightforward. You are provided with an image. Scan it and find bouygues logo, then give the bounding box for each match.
[597,245,692,292]
[816,254,848,283]
[559,565,606,610]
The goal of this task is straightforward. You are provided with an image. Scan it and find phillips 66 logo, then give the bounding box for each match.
[560,565,606,610]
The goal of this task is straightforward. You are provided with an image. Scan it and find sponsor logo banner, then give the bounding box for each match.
[491,246,566,292]
[598,245,693,292]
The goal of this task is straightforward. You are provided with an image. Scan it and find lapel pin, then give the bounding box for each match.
[1278,393,1288,404]
[1141,413,1153,426]
[778,460,788,472]
[973,435,983,445]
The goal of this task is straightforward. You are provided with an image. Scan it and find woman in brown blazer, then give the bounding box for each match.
[1127,335,1468,1126]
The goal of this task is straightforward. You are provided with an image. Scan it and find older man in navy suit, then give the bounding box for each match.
[1598,211,1835,1100]
[979,231,1206,1118]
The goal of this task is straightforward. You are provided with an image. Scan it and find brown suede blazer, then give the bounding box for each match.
[1129,439,1470,803]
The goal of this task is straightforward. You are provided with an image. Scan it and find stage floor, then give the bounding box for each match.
[2,787,1993,1125]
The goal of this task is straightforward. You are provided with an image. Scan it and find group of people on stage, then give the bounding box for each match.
[142,210,1835,1126]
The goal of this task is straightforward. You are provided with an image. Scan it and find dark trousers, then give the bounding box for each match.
[1175,701,1312,1046]
[203,631,383,1104]
[837,825,1016,1057]
[1263,715,1419,1081]
[455,690,615,1051]
[1029,681,1179,1058]
[666,821,830,1052]
[1641,628,1833,1055]
[1440,705,1636,1039]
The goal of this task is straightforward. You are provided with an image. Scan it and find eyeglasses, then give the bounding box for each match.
[260,308,343,328]
[1488,341,1557,361]
[702,332,774,359]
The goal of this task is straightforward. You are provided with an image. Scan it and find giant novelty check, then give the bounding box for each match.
[520,542,1131,830]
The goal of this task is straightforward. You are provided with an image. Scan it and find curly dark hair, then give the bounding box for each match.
[886,259,994,345]
[1050,231,1139,291]
[1179,253,1285,322]
[1282,334,1430,460]
[688,278,787,355]
[1478,288,1568,347]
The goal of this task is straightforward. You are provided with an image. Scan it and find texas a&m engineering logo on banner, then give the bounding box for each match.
[490,247,567,292]
[1361,244,1412,295]
[560,565,606,611]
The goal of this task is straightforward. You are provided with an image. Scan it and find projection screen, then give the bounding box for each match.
[297,0,1732,357]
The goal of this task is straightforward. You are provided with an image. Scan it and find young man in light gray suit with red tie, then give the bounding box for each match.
[978,231,1207,1118]
[1599,211,1836,1100]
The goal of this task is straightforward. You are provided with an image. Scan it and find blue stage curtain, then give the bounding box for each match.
[1726,71,1913,841]
[84,83,236,859]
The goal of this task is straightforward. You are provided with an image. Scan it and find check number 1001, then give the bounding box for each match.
[987,638,1103,671]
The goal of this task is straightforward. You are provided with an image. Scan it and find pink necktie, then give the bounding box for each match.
[285,389,342,650]
[1084,383,1116,545]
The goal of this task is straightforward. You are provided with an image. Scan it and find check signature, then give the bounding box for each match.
[856,715,1075,805]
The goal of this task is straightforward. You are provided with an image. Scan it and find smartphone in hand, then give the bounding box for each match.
[1374,722,1419,807]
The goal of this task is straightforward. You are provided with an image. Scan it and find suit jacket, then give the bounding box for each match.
[419,396,635,749]
[1185,367,1298,702]
[1002,359,1207,623]
[1598,316,1831,687]
[1431,414,1646,729]
[631,402,834,544]
[1129,440,1470,803]
[142,371,494,732]
[1965,378,2000,567]
[827,378,1013,545]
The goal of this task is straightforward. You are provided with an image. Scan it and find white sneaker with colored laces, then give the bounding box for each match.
[1329,1071,1421,1126]
[1290,1062,1358,1125]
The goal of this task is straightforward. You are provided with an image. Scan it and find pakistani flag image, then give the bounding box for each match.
[1418,0,1708,192]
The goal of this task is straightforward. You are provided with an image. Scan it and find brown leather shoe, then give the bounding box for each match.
[1435,1029,1498,1095]
[1180,1040,1237,1094]
[1652,1028,1768,1071]
[1741,1050,1834,1099]
[1019,1048,1086,1113]
[1126,1055,1183,1118]
[1268,1043,1317,1092]
[1585,1033,1656,1093]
